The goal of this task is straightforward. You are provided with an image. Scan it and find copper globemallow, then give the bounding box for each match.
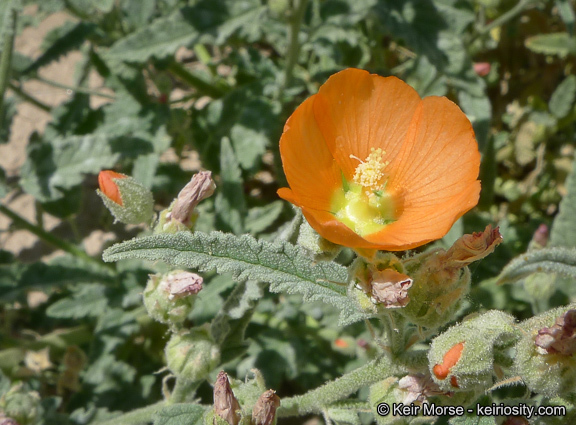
[277,68,481,251]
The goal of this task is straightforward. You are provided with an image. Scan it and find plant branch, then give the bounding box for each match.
[278,355,397,416]
[281,0,309,93]
[0,7,17,123]
[167,61,226,98]
[0,204,107,268]
[34,75,116,100]
[8,82,52,112]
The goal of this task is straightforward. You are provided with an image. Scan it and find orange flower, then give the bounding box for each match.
[98,170,127,206]
[277,68,481,251]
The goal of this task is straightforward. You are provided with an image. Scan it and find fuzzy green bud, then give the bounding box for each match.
[0,386,42,425]
[429,310,518,392]
[143,271,203,328]
[97,171,154,225]
[515,304,576,397]
[165,327,220,382]
[400,226,502,329]
[297,221,342,262]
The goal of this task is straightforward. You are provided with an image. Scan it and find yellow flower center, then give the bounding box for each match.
[331,148,397,237]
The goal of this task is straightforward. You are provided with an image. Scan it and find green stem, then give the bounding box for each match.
[167,61,226,98]
[8,83,53,111]
[169,379,202,404]
[475,0,536,36]
[0,204,106,268]
[282,0,309,93]
[278,355,397,416]
[35,75,116,100]
[92,401,164,425]
[0,7,17,123]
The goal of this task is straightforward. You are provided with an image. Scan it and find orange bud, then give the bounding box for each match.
[432,342,464,380]
[334,338,349,348]
[98,170,127,206]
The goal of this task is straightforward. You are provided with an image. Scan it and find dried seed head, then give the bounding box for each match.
[162,271,203,300]
[535,309,576,355]
[442,224,502,267]
[398,374,446,404]
[169,171,216,225]
[369,269,412,308]
[252,390,280,425]
[213,371,241,425]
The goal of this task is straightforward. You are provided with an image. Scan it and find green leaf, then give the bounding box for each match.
[105,4,223,66]
[154,403,207,425]
[46,283,109,319]
[215,137,246,234]
[549,74,576,119]
[496,247,576,285]
[22,22,96,75]
[556,0,575,35]
[458,90,492,150]
[525,32,576,58]
[0,96,15,144]
[550,159,576,248]
[20,134,152,202]
[103,232,368,326]
[245,201,283,234]
[449,413,497,425]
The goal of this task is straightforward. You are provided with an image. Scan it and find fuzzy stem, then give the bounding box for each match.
[278,355,397,416]
[167,61,226,98]
[34,75,116,100]
[8,82,52,112]
[169,378,201,404]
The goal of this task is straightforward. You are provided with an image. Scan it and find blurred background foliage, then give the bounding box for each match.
[0,0,575,423]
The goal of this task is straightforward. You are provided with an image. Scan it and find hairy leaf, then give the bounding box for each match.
[23,22,96,75]
[549,74,576,119]
[496,247,576,285]
[525,33,576,58]
[46,283,109,319]
[246,201,283,234]
[550,159,576,248]
[154,403,206,425]
[215,137,246,234]
[103,232,368,325]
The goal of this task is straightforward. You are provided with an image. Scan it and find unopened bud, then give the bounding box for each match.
[530,223,549,249]
[429,310,517,392]
[534,309,576,355]
[213,371,241,425]
[165,327,220,382]
[143,271,203,328]
[473,62,491,77]
[97,170,154,225]
[252,390,280,425]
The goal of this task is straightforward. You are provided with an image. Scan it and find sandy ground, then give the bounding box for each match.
[0,8,114,261]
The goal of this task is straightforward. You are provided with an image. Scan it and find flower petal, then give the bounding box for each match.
[313,68,421,180]
[278,96,341,211]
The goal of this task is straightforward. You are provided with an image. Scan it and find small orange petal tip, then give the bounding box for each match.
[98,170,127,206]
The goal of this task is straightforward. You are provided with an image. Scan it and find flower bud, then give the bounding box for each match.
[297,221,341,262]
[252,390,280,425]
[515,304,576,397]
[429,310,517,392]
[97,170,154,225]
[349,253,412,311]
[473,62,491,77]
[165,327,220,382]
[143,271,202,328]
[157,171,216,233]
[397,374,446,405]
[400,225,502,329]
[213,371,241,425]
[0,386,42,425]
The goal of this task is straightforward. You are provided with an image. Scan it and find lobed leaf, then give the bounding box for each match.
[496,247,576,285]
[525,32,576,58]
[103,232,368,326]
